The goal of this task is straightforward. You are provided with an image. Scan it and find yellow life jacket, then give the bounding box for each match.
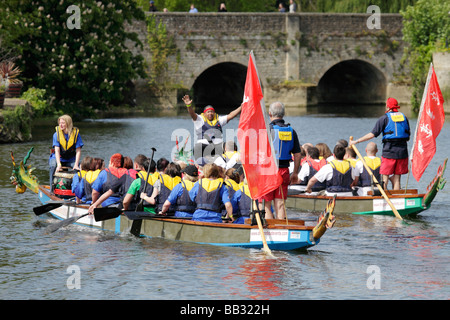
[329,159,351,174]
[182,179,196,191]
[85,169,101,184]
[348,158,358,168]
[200,113,219,127]
[225,179,240,192]
[196,178,224,212]
[363,156,381,171]
[55,126,79,159]
[138,171,159,185]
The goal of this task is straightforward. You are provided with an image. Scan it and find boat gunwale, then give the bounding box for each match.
[38,185,315,231]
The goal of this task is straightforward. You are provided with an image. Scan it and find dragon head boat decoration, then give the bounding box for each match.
[10,147,39,194]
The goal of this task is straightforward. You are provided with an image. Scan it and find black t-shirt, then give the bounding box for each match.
[371,113,410,159]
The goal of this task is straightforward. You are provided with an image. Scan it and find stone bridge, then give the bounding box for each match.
[130,12,410,114]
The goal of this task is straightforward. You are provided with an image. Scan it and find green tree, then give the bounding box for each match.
[401,0,450,112]
[0,0,147,116]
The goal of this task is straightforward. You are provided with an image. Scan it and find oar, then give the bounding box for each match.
[93,206,123,222]
[136,147,156,212]
[132,147,156,236]
[254,199,274,256]
[350,136,403,220]
[44,213,90,233]
[33,203,63,215]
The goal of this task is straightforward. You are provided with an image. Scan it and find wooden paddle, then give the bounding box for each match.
[44,213,90,233]
[350,136,403,220]
[254,199,273,256]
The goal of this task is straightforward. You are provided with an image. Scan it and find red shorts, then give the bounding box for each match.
[259,167,290,201]
[380,157,409,175]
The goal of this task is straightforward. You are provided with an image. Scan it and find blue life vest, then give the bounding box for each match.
[383,112,410,141]
[238,185,252,217]
[272,124,294,161]
[359,157,381,187]
[305,159,327,191]
[176,180,197,213]
[326,160,353,193]
[196,178,224,213]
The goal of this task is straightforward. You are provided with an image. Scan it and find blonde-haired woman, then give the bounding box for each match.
[49,114,84,192]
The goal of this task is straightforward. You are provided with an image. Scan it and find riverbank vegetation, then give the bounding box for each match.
[401,0,450,112]
[0,0,147,118]
[0,0,446,122]
[135,0,417,13]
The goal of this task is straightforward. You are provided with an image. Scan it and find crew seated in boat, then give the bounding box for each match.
[344,147,358,168]
[352,142,382,196]
[140,162,182,216]
[74,157,104,204]
[72,156,92,203]
[214,141,241,171]
[288,146,327,195]
[223,168,241,221]
[305,145,355,197]
[189,163,234,223]
[232,178,252,224]
[91,153,128,208]
[159,164,199,218]
[88,154,150,213]
[122,157,158,212]
[315,142,333,162]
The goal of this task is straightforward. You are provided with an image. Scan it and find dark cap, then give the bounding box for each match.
[182,164,198,177]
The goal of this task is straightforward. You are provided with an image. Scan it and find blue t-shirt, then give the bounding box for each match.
[91,170,120,207]
[50,131,84,162]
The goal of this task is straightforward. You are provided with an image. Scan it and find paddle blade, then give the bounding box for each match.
[93,207,123,222]
[44,213,88,233]
[33,203,63,216]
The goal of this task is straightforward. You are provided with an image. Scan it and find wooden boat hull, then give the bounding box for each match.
[37,185,332,251]
[287,158,447,217]
[286,193,424,217]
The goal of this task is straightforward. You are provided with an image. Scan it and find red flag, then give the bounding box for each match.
[238,52,282,199]
[411,64,445,182]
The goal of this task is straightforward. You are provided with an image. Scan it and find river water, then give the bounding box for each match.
[0,105,449,302]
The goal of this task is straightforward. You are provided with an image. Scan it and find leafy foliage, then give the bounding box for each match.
[0,0,147,116]
[401,0,450,112]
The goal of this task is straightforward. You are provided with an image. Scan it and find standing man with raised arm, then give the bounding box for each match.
[182,95,242,161]
[350,97,410,190]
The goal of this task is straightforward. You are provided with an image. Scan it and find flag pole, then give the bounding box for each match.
[404,63,434,192]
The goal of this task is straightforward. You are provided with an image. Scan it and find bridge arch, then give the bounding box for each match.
[315,59,387,105]
[190,60,248,113]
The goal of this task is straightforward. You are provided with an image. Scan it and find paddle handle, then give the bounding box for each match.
[350,137,403,220]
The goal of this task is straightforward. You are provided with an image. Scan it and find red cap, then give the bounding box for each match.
[386,98,400,110]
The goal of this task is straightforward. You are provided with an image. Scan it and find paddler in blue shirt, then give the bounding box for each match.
[189,163,234,223]
[49,114,84,192]
[182,95,242,161]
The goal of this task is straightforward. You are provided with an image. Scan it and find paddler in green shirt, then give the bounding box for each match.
[122,158,159,213]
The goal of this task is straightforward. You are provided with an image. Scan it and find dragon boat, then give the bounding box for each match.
[11,148,336,251]
[286,158,447,217]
